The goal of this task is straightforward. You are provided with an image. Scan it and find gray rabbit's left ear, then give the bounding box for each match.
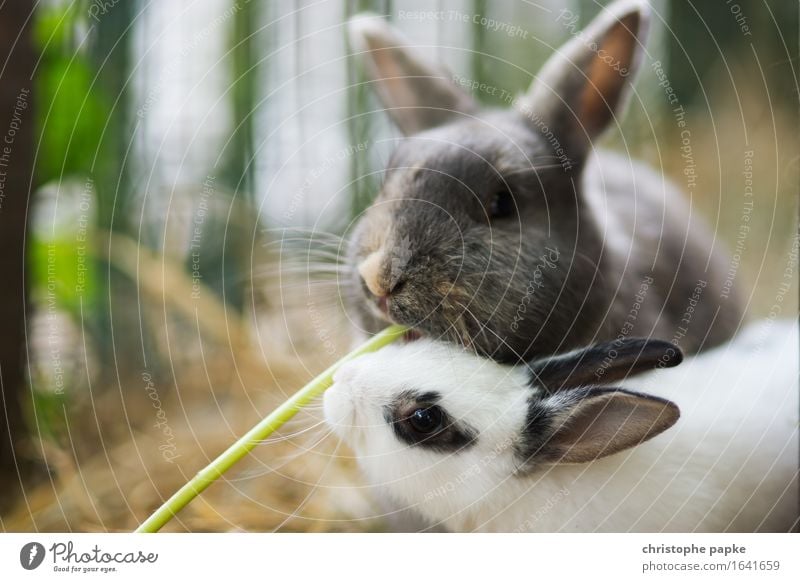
[516,0,649,162]
[348,14,479,135]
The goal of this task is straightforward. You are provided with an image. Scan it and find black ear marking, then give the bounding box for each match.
[516,386,680,468]
[528,338,683,392]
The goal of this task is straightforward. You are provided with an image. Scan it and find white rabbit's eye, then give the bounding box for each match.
[386,391,477,451]
[408,406,444,434]
[489,190,514,219]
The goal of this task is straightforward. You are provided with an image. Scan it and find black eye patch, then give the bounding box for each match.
[384,390,477,453]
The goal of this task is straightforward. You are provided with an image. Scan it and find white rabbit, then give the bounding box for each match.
[324,320,798,532]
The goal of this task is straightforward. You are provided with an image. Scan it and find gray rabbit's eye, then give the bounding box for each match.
[489,190,514,219]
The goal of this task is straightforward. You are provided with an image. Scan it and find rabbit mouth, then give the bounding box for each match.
[402,329,423,342]
[378,299,486,351]
[372,293,395,320]
[366,296,392,321]
[359,279,491,352]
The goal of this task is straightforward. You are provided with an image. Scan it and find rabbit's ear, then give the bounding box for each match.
[528,338,682,393]
[516,0,649,162]
[348,14,479,135]
[530,388,679,464]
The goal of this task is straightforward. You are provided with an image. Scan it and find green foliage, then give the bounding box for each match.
[34,5,111,184]
[30,5,101,315]
[36,60,108,183]
[27,4,107,409]
[26,390,69,444]
[29,229,95,315]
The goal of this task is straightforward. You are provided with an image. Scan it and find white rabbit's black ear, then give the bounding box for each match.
[516,0,649,162]
[524,388,679,464]
[348,14,479,135]
[528,338,682,393]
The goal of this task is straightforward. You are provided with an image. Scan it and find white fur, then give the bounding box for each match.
[324,320,799,532]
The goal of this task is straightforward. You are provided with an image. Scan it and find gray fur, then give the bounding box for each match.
[345,2,743,362]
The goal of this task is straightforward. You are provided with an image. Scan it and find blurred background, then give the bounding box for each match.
[0,0,796,531]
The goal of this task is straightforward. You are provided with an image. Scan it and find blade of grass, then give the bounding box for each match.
[135,324,409,533]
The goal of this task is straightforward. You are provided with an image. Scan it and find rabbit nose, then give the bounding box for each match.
[333,362,358,385]
[358,250,388,297]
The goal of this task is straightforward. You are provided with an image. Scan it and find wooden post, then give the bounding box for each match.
[0,0,35,510]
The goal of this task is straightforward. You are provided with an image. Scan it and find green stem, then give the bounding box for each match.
[135,324,409,533]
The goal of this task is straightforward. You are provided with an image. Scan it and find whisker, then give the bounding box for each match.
[459,303,492,354]
[267,427,338,468]
[275,263,348,274]
[272,249,347,262]
[271,437,345,532]
[233,423,337,481]
[258,418,330,444]
[503,162,570,177]
[261,226,346,240]
[261,268,348,278]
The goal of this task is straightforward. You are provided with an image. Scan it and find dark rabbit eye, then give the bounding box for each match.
[389,394,476,451]
[489,190,514,219]
[407,406,444,434]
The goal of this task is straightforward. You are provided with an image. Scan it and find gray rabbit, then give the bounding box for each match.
[344,0,743,362]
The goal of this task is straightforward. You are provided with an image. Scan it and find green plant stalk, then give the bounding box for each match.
[135,324,409,533]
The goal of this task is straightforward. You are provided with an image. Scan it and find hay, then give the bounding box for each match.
[4,243,382,533]
[5,346,383,532]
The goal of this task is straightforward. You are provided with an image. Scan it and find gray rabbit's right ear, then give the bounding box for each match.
[348,14,479,135]
[516,0,649,164]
